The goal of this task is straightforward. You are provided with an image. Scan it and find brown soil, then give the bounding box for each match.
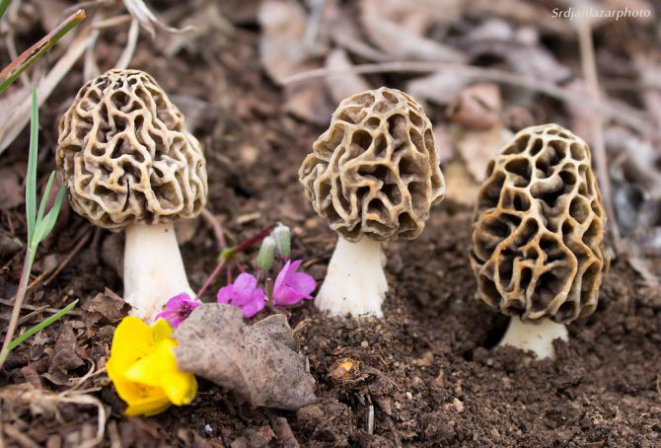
[1,2,661,447]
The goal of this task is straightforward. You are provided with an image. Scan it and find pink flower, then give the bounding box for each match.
[272,259,316,306]
[155,293,202,328]
[217,273,266,318]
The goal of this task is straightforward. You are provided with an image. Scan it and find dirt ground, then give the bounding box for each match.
[1,0,661,447]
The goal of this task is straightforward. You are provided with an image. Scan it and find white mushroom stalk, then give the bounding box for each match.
[315,237,387,317]
[299,88,446,318]
[56,69,208,323]
[498,317,568,360]
[124,222,195,321]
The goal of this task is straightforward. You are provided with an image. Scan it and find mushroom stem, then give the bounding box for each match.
[315,236,387,318]
[123,222,194,322]
[498,316,568,360]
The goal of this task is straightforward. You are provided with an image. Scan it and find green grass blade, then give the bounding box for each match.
[0,9,85,93]
[30,186,65,249]
[0,0,11,20]
[36,171,56,224]
[25,87,39,246]
[7,299,78,352]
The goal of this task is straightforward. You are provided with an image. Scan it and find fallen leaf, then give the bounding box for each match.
[48,323,85,374]
[324,48,370,105]
[284,79,334,125]
[453,125,511,181]
[407,71,470,107]
[0,167,24,209]
[174,304,317,411]
[447,83,502,129]
[86,288,130,324]
[0,230,23,258]
[258,0,310,84]
[432,124,454,165]
[360,0,465,62]
[442,160,481,206]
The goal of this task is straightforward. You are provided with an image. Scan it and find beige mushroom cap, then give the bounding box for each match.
[470,124,610,324]
[299,88,445,242]
[56,69,207,231]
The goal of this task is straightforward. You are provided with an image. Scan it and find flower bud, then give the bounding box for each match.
[272,224,291,258]
[256,236,276,271]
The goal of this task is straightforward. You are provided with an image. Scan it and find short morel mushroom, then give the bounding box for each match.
[56,69,207,322]
[299,88,445,317]
[470,124,609,359]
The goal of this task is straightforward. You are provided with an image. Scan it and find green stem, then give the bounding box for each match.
[0,9,85,93]
[0,248,34,370]
[0,0,11,20]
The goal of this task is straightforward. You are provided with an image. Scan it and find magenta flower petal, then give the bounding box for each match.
[272,259,316,306]
[216,273,266,318]
[289,272,316,296]
[155,293,202,328]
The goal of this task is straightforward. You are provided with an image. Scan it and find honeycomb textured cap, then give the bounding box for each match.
[56,69,208,231]
[298,88,445,242]
[470,124,609,323]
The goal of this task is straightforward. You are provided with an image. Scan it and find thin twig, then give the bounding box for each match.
[0,298,83,316]
[196,258,227,300]
[115,17,139,69]
[200,207,226,250]
[282,61,658,138]
[16,305,48,326]
[577,17,622,253]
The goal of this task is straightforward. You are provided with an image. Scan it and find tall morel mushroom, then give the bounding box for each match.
[470,124,609,359]
[56,69,207,322]
[299,88,445,317]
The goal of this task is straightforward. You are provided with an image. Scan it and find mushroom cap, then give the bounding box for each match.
[299,88,445,242]
[56,69,207,231]
[470,124,609,323]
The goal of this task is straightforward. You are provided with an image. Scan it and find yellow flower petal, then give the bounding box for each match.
[107,316,197,417]
[109,317,153,371]
[162,370,197,406]
[125,394,172,417]
[151,318,173,344]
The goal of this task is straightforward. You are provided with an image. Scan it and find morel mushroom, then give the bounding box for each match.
[56,69,207,322]
[470,124,609,359]
[299,88,445,317]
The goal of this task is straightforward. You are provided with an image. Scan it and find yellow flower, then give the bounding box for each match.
[106,317,197,416]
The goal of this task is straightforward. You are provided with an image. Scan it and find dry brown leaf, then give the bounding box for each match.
[453,125,511,181]
[359,0,465,62]
[442,159,481,206]
[258,0,333,124]
[0,167,24,209]
[258,0,310,84]
[464,20,571,84]
[284,78,334,125]
[174,304,317,411]
[86,288,130,324]
[447,83,502,129]
[324,49,370,105]
[407,71,470,106]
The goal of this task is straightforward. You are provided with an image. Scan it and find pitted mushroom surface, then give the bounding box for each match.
[56,69,207,322]
[299,87,445,242]
[470,124,609,324]
[57,68,207,231]
[299,88,445,317]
